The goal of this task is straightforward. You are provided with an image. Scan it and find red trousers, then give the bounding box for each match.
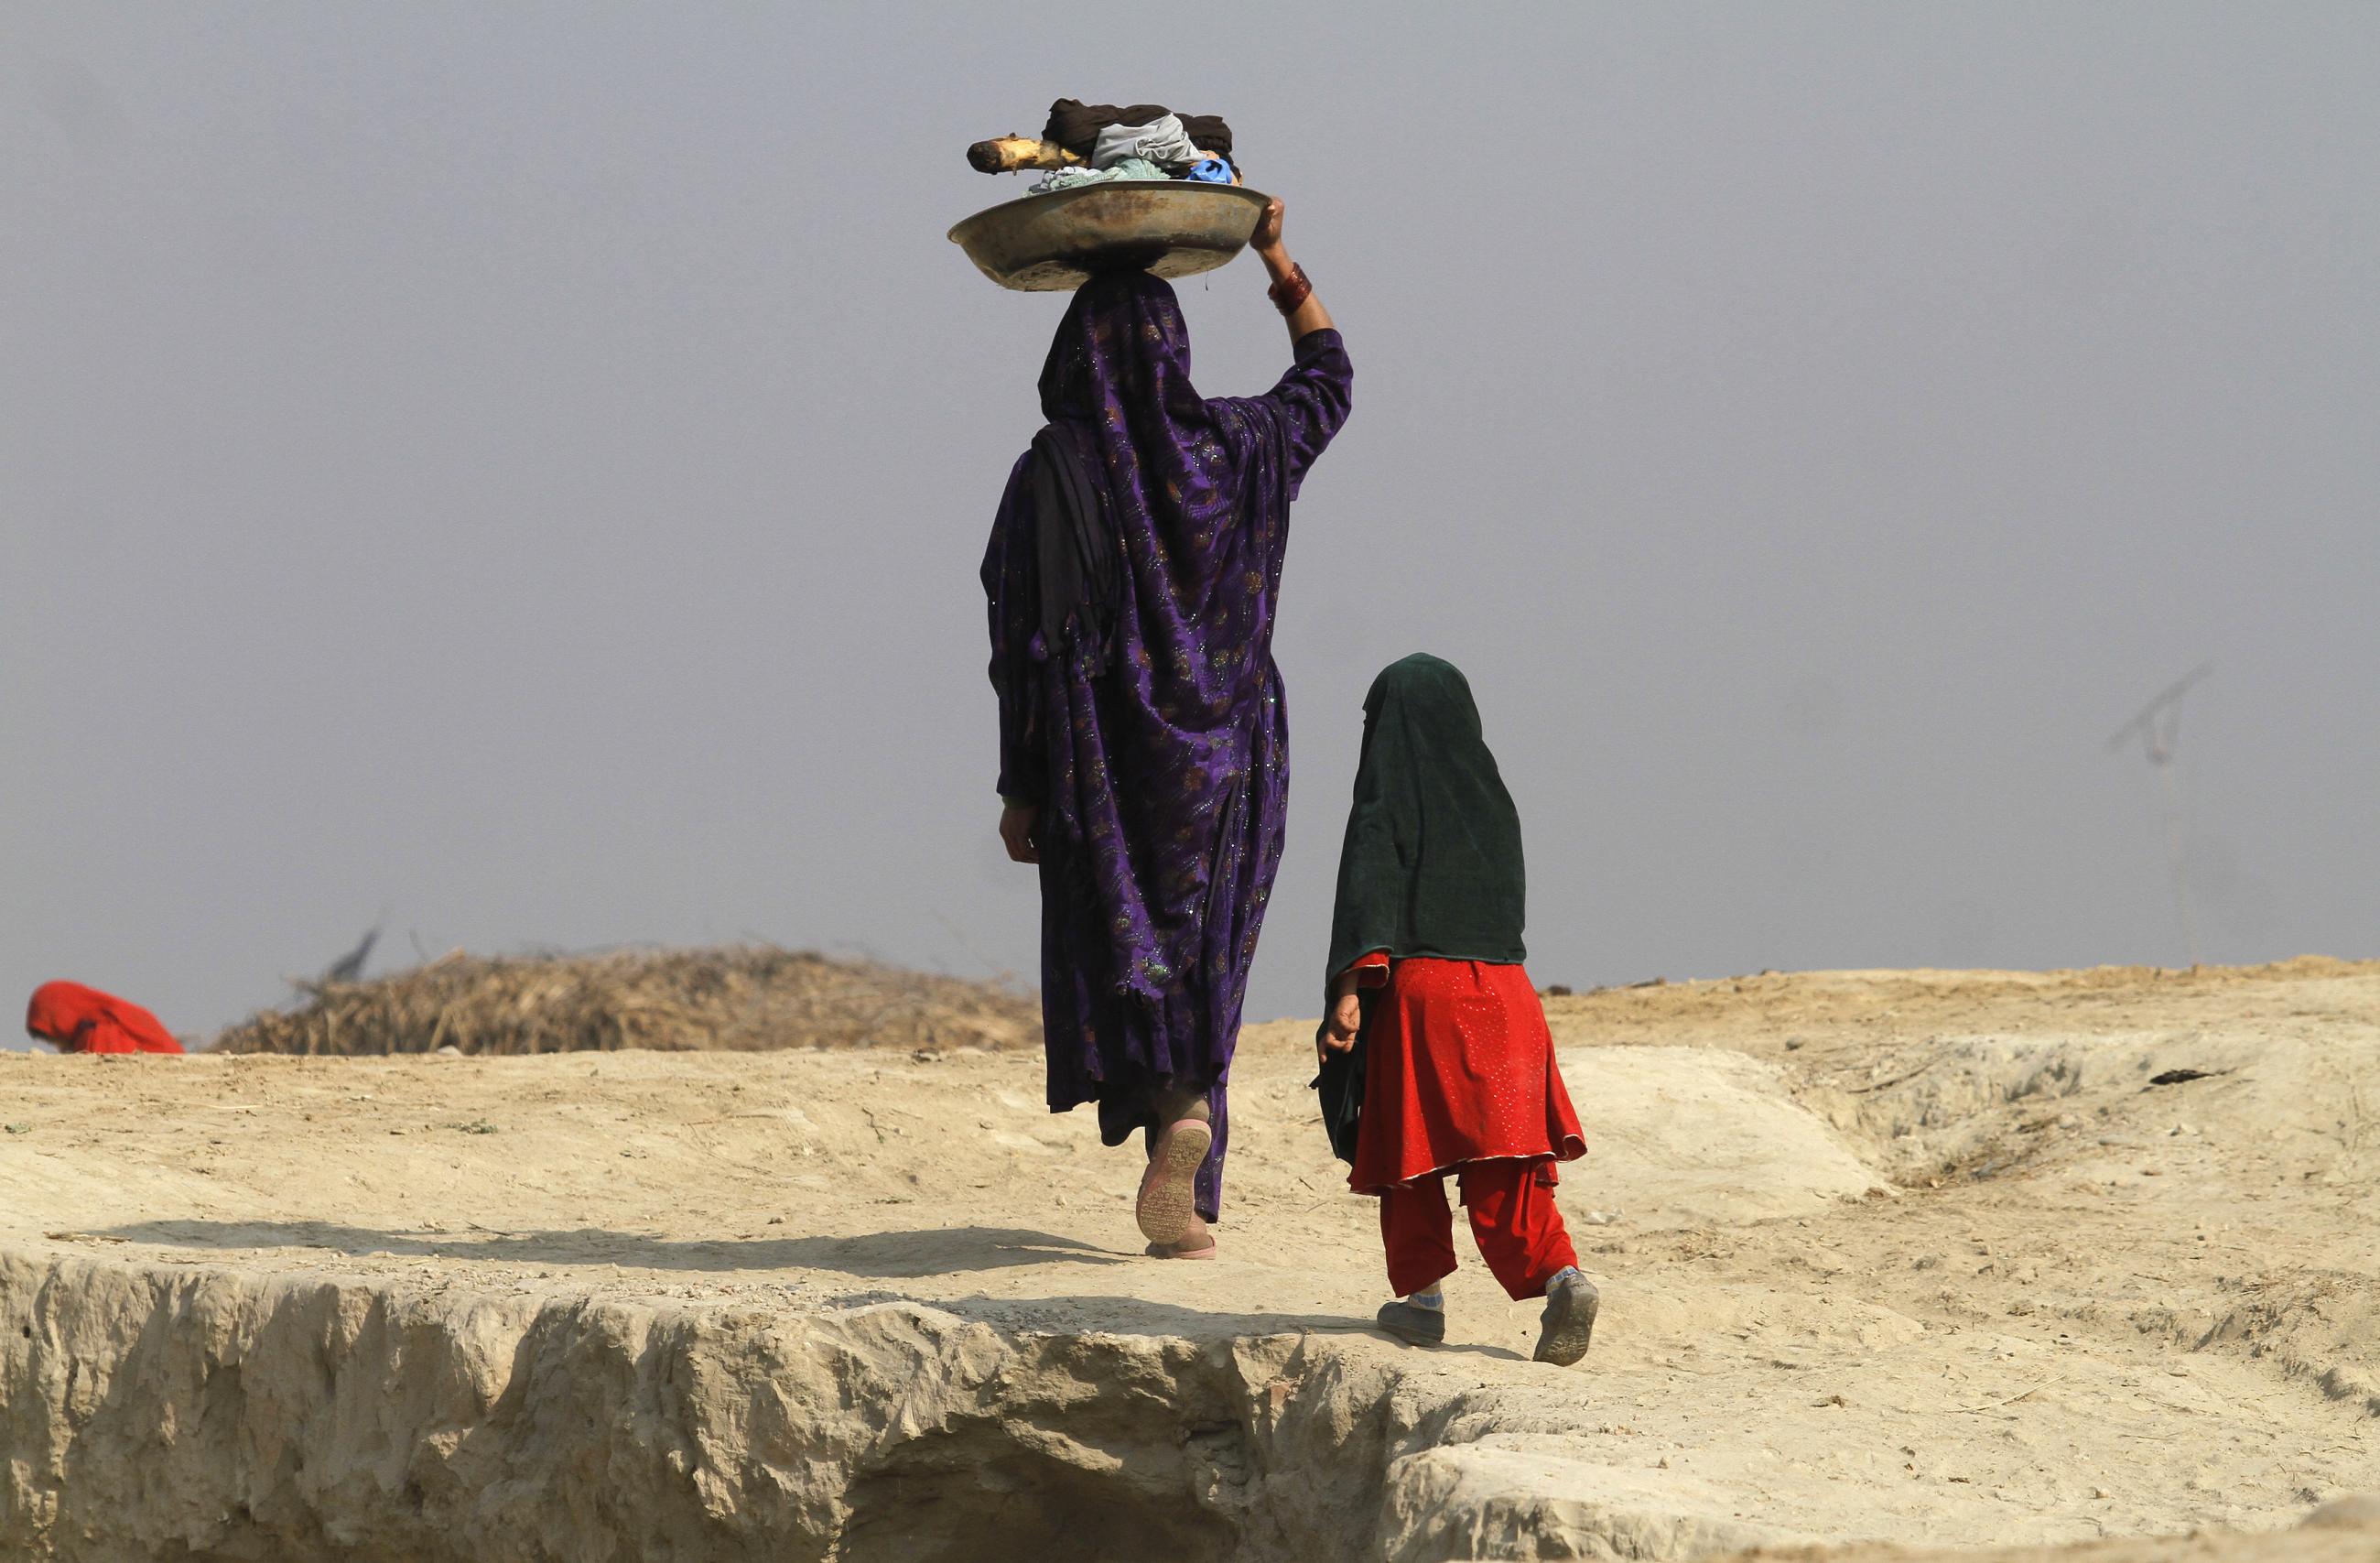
[1379,1159,1578,1301]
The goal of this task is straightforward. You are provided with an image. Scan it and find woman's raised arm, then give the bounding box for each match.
[1250,198,1333,342]
[1244,195,1352,490]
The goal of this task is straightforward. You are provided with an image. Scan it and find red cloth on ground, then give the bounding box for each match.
[1379,1160,1579,1300]
[24,982,182,1055]
[1344,954,1585,1195]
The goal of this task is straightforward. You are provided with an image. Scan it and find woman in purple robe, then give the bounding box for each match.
[983,198,1352,1259]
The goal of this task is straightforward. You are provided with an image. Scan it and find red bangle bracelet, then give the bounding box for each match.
[1269,263,1312,315]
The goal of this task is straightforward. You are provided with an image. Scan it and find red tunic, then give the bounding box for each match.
[24,982,183,1055]
[1343,954,1585,1195]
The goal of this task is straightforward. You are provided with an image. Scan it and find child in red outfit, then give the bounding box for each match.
[1318,656,1597,1364]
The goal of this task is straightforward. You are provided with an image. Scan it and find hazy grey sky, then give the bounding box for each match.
[5,4,2375,1049]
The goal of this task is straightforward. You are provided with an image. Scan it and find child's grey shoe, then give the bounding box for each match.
[1533,1271,1599,1365]
[1375,1299,1446,1346]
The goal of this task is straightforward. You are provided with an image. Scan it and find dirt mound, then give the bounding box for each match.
[211,945,1040,1056]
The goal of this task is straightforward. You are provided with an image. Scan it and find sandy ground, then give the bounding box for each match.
[3,959,2375,1558]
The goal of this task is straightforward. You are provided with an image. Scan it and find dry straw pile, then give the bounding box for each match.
[213,946,1040,1056]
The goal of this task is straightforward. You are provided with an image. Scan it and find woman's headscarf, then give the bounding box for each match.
[25,981,183,1055]
[1037,271,1300,580]
[1325,655,1528,985]
[1039,269,1206,427]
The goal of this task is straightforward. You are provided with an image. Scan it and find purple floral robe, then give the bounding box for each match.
[982,273,1353,1220]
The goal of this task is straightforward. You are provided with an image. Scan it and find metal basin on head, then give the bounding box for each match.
[949,183,1271,292]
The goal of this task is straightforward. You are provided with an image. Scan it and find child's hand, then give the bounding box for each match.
[1321,993,1362,1053]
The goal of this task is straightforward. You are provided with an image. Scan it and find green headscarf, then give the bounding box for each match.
[1324,654,1527,990]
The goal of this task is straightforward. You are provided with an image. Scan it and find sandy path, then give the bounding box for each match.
[2,960,2374,1557]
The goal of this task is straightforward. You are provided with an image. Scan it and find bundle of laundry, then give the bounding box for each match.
[1044,99,1234,163]
[965,98,1241,193]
